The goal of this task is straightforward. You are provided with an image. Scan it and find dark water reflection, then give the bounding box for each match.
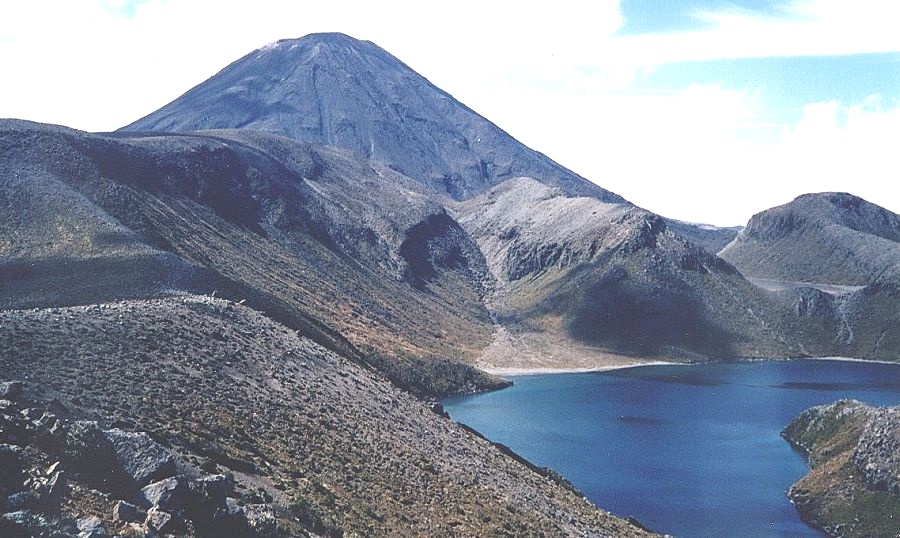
[443,359,900,537]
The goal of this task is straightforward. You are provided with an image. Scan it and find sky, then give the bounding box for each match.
[1,0,898,226]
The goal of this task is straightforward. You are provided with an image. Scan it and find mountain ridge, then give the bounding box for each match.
[721,191,900,285]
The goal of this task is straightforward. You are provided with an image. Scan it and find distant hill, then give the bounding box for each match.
[453,178,798,367]
[663,218,742,255]
[122,32,622,203]
[719,192,899,359]
[720,192,900,286]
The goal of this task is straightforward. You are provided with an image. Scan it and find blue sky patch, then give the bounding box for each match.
[615,0,800,35]
[632,53,900,124]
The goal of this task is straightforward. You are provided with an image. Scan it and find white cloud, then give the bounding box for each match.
[603,0,900,69]
[0,0,898,225]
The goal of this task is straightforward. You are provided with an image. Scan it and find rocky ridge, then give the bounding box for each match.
[0,296,656,537]
[0,119,503,396]
[721,192,900,286]
[782,400,900,537]
[453,178,805,367]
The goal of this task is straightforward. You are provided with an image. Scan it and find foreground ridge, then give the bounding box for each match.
[783,400,900,537]
[0,296,656,537]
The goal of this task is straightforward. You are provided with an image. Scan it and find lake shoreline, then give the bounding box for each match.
[480,360,682,377]
[480,356,898,378]
[447,359,900,537]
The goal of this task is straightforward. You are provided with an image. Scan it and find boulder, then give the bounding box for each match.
[103,429,176,487]
[33,411,57,431]
[140,476,189,512]
[190,474,233,507]
[212,498,277,537]
[76,515,108,537]
[44,470,67,503]
[5,491,39,511]
[1,510,35,538]
[243,503,277,537]
[0,382,23,401]
[0,416,28,446]
[0,444,23,483]
[65,421,112,463]
[112,500,145,524]
[144,507,176,534]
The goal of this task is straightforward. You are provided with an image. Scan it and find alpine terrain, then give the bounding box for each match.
[1,31,897,537]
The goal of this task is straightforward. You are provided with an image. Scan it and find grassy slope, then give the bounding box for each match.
[783,401,900,537]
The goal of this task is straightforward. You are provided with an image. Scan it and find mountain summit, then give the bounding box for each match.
[122,32,622,202]
[720,192,900,285]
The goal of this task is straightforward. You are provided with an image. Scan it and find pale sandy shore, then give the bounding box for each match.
[481,360,681,377]
[481,356,898,378]
[787,356,899,365]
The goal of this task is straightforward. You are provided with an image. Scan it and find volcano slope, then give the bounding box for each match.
[0,119,503,396]
[122,32,622,203]
[0,296,654,537]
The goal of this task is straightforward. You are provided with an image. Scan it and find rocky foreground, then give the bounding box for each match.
[782,400,900,537]
[0,296,655,537]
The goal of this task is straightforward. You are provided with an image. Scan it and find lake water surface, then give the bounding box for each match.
[443,359,900,537]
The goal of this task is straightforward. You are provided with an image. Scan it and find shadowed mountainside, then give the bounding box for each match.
[453,178,804,368]
[122,32,622,203]
[720,192,899,360]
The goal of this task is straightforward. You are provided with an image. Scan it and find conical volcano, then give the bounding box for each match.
[122,32,622,202]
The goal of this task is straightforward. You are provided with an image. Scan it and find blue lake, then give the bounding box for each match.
[443,359,900,537]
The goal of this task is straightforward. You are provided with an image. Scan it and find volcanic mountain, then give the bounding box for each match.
[123,32,622,203]
[0,119,662,536]
[118,32,807,365]
[2,29,899,537]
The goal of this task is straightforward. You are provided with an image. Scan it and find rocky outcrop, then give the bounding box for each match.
[0,297,656,537]
[782,400,900,537]
[0,379,280,537]
[105,429,177,488]
[852,406,900,495]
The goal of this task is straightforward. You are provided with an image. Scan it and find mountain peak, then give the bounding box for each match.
[720,191,900,285]
[254,33,380,57]
[121,33,622,203]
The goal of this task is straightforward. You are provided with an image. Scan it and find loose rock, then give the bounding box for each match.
[113,499,145,524]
